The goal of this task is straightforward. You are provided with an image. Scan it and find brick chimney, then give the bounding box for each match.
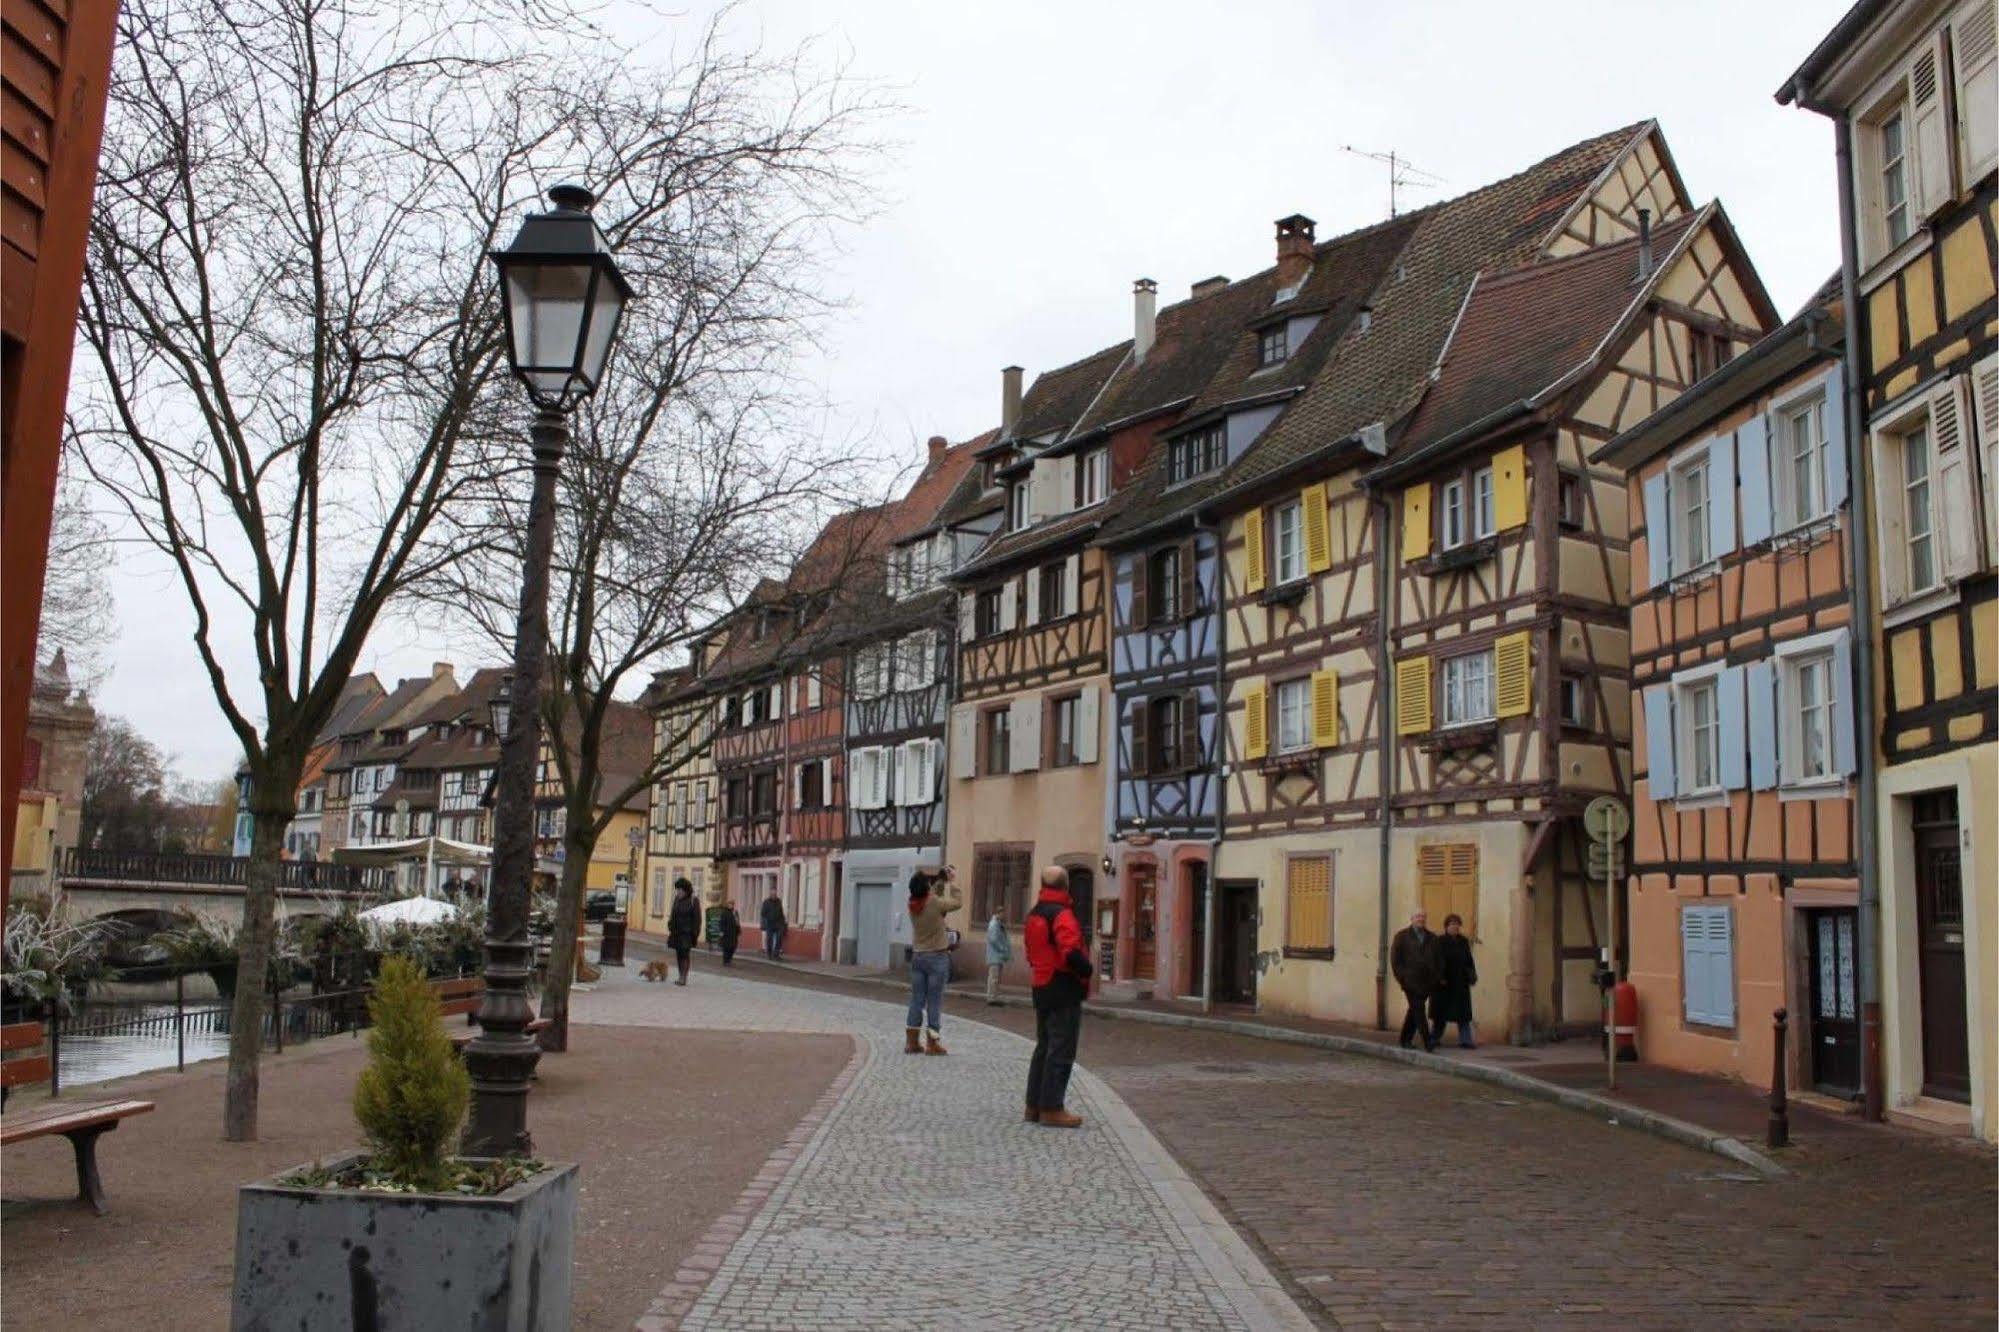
[1133,278,1158,364]
[1190,275,1229,299]
[1001,365,1023,435]
[926,434,947,463]
[432,661,453,679]
[1274,214,1316,291]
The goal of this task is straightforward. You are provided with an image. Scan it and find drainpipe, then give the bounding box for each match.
[1832,116,1886,1124]
[1198,511,1225,1015]
[1373,490,1395,1031]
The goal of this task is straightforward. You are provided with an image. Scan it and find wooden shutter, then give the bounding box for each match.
[1064,554,1080,615]
[1009,695,1041,772]
[1493,632,1531,718]
[1973,353,1999,561]
[1417,843,1479,939]
[1644,685,1676,798]
[1872,420,1912,608]
[1025,565,1042,624]
[959,595,975,642]
[1285,855,1333,952]
[1707,433,1737,558]
[1395,657,1432,735]
[1310,669,1339,748]
[1932,377,1983,579]
[951,705,977,779]
[1738,416,1774,545]
[1303,483,1332,573]
[1643,470,1671,587]
[1129,699,1151,777]
[890,745,908,807]
[1000,578,1018,630]
[1911,32,1954,218]
[1129,553,1149,628]
[1681,905,1735,1027]
[1178,692,1201,772]
[1243,508,1268,592]
[1823,362,1849,513]
[1076,686,1100,764]
[1243,679,1270,760]
[1401,483,1432,562]
[1832,630,1859,776]
[1178,537,1199,617]
[1719,664,1749,791]
[1956,0,1999,181]
[1746,660,1778,791]
[1491,444,1528,531]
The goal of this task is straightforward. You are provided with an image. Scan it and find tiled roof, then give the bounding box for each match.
[955,503,1110,578]
[546,697,654,812]
[1013,343,1127,441]
[891,430,994,543]
[1063,274,1276,442]
[1395,211,1702,458]
[314,674,384,746]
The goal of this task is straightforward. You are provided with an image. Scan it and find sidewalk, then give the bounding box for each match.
[636,930,1909,1172]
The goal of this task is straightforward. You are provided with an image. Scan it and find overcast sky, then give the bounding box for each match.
[90,0,1849,779]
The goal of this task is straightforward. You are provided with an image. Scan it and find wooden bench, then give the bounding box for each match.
[433,976,485,1023]
[0,1021,155,1215]
[449,1017,551,1053]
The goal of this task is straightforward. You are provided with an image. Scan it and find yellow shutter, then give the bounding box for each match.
[1395,656,1431,735]
[1401,483,1432,562]
[1310,669,1340,747]
[1243,508,1267,592]
[1494,630,1532,717]
[1303,483,1332,573]
[1285,855,1334,951]
[1418,843,1480,939]
[1492,444,1528,530]
[1243,679,1269,759]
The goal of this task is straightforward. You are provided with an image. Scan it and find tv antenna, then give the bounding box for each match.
[1342,145,1445,218]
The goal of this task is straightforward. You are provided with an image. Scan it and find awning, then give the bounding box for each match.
[331,835,492,868]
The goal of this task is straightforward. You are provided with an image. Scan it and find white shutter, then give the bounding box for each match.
[1971,353,1999,566]
[769,683,784,719]
[923,739,940,801]
[1025,566,1041,624]
[792,763,804,809]
[1074,684,1101,764]
[1911,32,1954,217]
[919,630,937,686]
[821,758,834,810]
[1933,377,1983,579]
[1010,695,1042,772]
[1058,454,1077,514]
[890,743,908,807]
[951,705,977,779]
[959,595,975,643]
[1064,553,1080,616]
[1873,423,1912,608]
[851,749,874,810]
[1953,0,1998,182]
[1000,579,1018,630]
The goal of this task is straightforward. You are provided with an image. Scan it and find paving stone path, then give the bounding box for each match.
[576,967,1311,1331]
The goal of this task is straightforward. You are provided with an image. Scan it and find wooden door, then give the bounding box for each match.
[1807,908,1860,1096]
[1132,863,1158,982]
[1214,879,1258,1004]
[1913,793,1970,1102]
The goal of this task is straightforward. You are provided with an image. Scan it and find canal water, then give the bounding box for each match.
[54,1002,234,1088]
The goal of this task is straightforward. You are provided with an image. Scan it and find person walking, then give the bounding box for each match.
[1024,865,1092,1127]
[984,912,1012,1005]
[1390,908,1443,1052]
[666,878,700,986]
[717,901,741,966]
[760,888,787,961]
[1430,913,1478,1048]
[904,866,961,1055]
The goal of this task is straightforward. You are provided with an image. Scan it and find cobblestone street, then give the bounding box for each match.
[656,960,1998,1331]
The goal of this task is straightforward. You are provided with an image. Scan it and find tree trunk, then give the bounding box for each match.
[222,784,297,1141]
[537,828,594,1053]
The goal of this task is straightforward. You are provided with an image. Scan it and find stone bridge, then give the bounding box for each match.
[53,848,376,927]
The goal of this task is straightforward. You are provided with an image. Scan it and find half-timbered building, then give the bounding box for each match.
[635,667,717,936]
[1782,0,1999,1139]
[1602,292,1863,1098]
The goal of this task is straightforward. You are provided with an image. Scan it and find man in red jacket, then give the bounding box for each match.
[1023,865,1093,1127]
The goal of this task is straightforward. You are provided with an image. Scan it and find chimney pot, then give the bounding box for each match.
[926,434,947,462]
[1133,278,1158,364]
[1191,275,1229,299]
[1635,208,1654,283]
[1001,366,1024,435]
[1274,213,1316,291]
[432,662,453,679]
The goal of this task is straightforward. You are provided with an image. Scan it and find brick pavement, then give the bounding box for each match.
[575,965,1311,1331]
[692,958,1999,1331]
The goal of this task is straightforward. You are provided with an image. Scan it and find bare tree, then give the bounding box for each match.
[420,49,894,1044]
[38,454,115,691]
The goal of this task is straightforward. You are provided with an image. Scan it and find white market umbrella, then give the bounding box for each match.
[358,896,461,928]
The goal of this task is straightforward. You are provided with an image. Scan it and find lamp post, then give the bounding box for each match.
[465,184,630,1158]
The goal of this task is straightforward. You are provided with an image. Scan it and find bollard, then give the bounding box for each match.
[1768,1007,1790,1149]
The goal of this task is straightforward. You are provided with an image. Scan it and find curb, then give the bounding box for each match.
[632,937,1788,1180]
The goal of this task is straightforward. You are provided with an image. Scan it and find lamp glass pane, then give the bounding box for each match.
[578,268,625,386]
[505,261,590,373]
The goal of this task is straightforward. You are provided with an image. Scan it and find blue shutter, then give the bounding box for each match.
[1681,907,1713,1025]
[1738,416,1772,546]
[1746,660,1778,790]
[1832,630,1858,776]
[1643,471,1671,588]
[1719,665,1748,790]
[1681,905,1737,1027]
[1822,362,1849,512]
[1645,685,1676,799]
[1708,434,1738,558]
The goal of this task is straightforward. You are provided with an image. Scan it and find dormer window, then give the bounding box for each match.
[982,459,1001,492]
[1077,447,1109,508]
[1168,425,1226,485]
[1008,482,1029,531]
[1258,325,1289,367]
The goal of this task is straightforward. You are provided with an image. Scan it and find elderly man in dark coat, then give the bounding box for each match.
[1390,908,1444,1052]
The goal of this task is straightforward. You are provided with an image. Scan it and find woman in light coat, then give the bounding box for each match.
[984,912,1013,1005]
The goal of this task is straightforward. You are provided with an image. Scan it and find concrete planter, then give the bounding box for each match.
[231,1153,577,1331]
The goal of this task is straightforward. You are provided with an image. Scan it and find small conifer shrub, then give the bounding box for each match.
[352,955,471,1191]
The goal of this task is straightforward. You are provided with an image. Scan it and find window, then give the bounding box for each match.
[1050,694,1080,767]
[982,707,1011,776]
[1271,498,1304,584]
[1077,447,1109,507]
[803,670,823,711]
[1681,904,1736,1028]
[1558,472,1585,528]
[723,695,742,729]
[1440,478,1466,549]
[1879,107,1911,249]
[1275,677,1312,753]
[1008,482,1029,531]
[1674,455,1711,572]
[976,587,1004,638]
[1169,425,1225,484]
[1258,324,1289,367]
[982,459,1001,492]
[894,632,932,690]
[1782,394,1831,529]
[1284,855,1333,955]
[1038,562,1068,620]
[972,846,1034,925]
[1147,695,1185,773]
[1688,327,1731,383]
[1472,467,1495,538]
[1681,678,1721,793]
[751,768,778,816]
[1786,651,1837,783]
[1148,545,1182,622]
[650,868,666,916]
[1440,651,1494,728]
[798,761,825,809]
[1560,676,1589,728]
[1902,424,1938,593]
[725,776,748,820]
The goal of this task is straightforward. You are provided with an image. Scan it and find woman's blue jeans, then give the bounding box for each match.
[907,950,949,1033]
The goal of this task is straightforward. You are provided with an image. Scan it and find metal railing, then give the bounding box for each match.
[58,847,373,895]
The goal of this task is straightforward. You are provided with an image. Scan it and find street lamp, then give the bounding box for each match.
[465,184,629,1158]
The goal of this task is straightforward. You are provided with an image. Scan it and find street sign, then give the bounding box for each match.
[1587,843,1623,877]
[1584,796,1630,844]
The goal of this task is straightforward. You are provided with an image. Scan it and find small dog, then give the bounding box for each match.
[639,957,672,983]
